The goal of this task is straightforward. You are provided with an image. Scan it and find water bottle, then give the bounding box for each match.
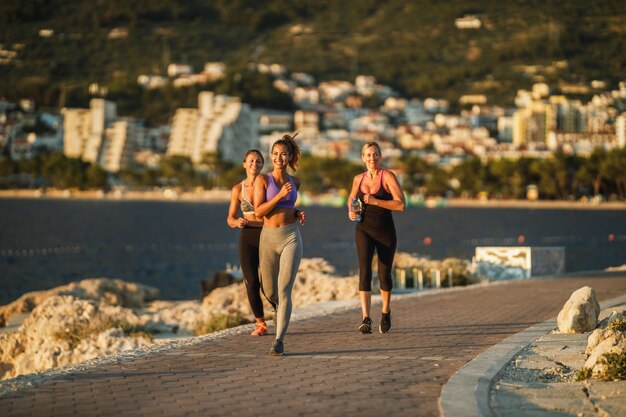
[351,198,363,222]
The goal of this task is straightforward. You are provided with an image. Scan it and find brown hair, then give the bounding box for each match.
[271,132,301,172]
[361,141,382,156]
[243,149,264,164]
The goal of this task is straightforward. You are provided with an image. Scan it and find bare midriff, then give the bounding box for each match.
[263,208,295,228]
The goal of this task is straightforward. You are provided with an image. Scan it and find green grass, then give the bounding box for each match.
[607,318,626,333]
[193,313,251,336]
[575,367,592,381]
[54,317,154,350]
[598,351,626,381]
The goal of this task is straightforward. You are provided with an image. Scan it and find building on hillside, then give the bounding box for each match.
[512,101,555,147]
[256,111,293,135]
[455,16,482,29]
[167,92,257,165]
[63,98,117,163]
[63,99,137,172]
[99,118,140,172]
[294,110,319,138]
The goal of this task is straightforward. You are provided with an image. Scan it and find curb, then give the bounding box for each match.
[438,292,626,417]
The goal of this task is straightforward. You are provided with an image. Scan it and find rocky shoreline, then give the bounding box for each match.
[0,254,471,382]
[491,301,626,417]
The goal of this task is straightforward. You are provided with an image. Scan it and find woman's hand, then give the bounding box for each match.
[348,210,360,221]
[363,194,377,205]
[296,210,306,225]
[279,180,293,198]
[236,217,248,228]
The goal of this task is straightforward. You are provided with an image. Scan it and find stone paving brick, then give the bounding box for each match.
[1,274,626,417]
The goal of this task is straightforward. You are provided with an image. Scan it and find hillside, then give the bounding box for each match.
[1,0,625,118]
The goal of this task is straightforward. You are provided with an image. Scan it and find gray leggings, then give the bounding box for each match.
[259,223,303,341]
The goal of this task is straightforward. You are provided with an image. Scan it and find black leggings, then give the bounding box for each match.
[355,225,397,292]
[239,227,265,319]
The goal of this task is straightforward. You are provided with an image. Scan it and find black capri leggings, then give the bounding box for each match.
[355,224,397,292]
[239,227,265,318]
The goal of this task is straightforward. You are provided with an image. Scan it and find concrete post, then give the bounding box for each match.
[414,268,423,290]
[398,268,406,289]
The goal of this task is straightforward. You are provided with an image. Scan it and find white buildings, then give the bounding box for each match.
[62,99,136,172]
[167,92,258,165]
[99,119,139,172]
[455,16,482,29]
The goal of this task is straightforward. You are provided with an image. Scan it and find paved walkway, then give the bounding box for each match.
[2,272,626,417]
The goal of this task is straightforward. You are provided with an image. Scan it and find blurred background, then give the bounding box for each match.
[1,0,625,301]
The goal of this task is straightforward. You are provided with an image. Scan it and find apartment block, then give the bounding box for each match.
[63,99,137,172]
[167,92,258,165]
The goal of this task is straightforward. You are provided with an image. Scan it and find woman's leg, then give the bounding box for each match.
[239,228,264,320]
[259,229,280,308]
[375,231,397,333]
[356,226,375,319]
[274,227,303,342]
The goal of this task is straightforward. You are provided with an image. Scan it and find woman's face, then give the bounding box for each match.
[243,152,263,176]
[271,144,290,169]
[361,146,381,170]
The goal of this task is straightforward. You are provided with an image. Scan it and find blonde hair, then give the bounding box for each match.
[272,132,301,172]
[361,141,382,156]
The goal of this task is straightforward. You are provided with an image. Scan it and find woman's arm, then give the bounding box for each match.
[291,177,306,224]
[364,170,406,212]
[347,175,361,221]
[227,184,247,228]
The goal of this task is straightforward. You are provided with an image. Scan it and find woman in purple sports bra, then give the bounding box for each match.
[226,149,270,336]
[348,142,405,335]
[253,133,306,356]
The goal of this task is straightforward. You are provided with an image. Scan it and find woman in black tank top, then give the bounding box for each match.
[348,142,405,334]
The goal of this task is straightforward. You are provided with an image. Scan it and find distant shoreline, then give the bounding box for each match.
[1,189,625,210]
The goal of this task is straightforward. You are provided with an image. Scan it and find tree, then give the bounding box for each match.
[399,156,431,194]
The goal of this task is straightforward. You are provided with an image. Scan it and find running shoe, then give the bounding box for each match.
[269,339,284,356]
[380,310,391,334]
[358,317,373,334]
[251,322,268,336]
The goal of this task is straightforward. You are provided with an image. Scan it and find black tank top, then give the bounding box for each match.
[356,170,394,229]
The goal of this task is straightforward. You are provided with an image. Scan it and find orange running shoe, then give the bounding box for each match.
[251,322,268,336]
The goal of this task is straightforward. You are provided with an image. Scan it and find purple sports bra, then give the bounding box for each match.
[266,174,297,209]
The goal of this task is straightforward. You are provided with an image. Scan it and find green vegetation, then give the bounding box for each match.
[54,317,154,350]
[598,351,626,381]
[410,148,626,200]
[4,147,626,200]
[574,366,592,381]
[298,154,362,194]
[0,150,109,190]
[607,318,626,333]
[193,312,251,336]
[1,0,625,119]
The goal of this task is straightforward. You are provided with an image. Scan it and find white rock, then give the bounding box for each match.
[0,278,159,324]
[587,328,621,355]
[596,310,626,330]
[584,334,626,376]
[0,295,153,381]
[557,286,600,333]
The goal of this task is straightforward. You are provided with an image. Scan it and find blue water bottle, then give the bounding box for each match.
[351,198,363,222]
